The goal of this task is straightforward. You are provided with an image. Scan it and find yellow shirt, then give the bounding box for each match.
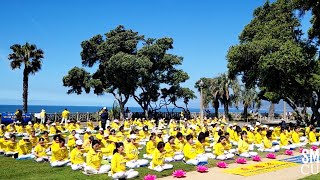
[146,141,156,155]
[183,143,197,160]
[195,140,205,155]
[29,136,38,147]
[51,147,68,162]
[34,144,47,157]
[151,149,164,168]
[125,143,139,161]
[49,126,56,135]
[214,142,225,156]
[111,152,126,173]
[254,133,262,144]
[238,139,249,154]
[224,140,232,150]
[86,149,103,170]
[292,132,300,144]
[5,140,18,152]
[263,137,272,149]
[18,140,32,155]
[174,138,185,152]
[70,148,84,165]
[280,133,289,146]
[309,131,317,143]
[0,138,7,151]
[164,142,175,157]
[62,110,70,119]
[247,131,254,144]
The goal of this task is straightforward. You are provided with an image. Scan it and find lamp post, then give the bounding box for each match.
[199,80,204,124]
[283,100,286,121]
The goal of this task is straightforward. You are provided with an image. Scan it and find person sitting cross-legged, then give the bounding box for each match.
[70,140,86,171]
[50,138,70,167]
[148,142,173,172]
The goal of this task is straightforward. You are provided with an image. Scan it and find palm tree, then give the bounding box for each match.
[238,86,261,118]
[210,73,240,119]
[8,43,44,113]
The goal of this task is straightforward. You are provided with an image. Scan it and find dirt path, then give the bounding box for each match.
[159,153,315,180]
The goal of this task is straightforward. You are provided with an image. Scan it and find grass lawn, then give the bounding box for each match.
[0,144,292,180]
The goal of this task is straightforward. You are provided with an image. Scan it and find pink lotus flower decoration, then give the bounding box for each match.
[252,155,261,161]
[311,146,318,151]
[299,148,305,153]
[216,161,228,168]
[235,157,247,164]
[197,165,208,173]
[285,150,293,155]
[172,169,186,178]
[266,153,276,159]
[144,174,157,180]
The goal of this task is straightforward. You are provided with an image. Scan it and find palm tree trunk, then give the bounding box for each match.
[224,102,229,120]
[213,99,219,118]
[243,104,248,118]
[23,67,29,113]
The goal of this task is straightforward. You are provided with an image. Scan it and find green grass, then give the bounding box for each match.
[0,145,294,180]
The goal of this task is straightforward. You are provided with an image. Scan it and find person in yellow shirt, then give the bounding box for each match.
[143,133,157,159]
[183,135,206,166]
[116,126,125,142]
[61,108,70,126]
[49,123,57,136]
[174,132,186,153]
[29,131,39,148]
[4,134,18,157]
[111,142,139,179]
[195,132,214,159]
[17,136,34,160]
[224,132,236,153]
[40,109,46,124]
[50,138,70,167]
[34,138,49,162]
[214,136,234,160]
[309,127,320,146]
[83,140,110,174]
[138,126,150,146]
[259,131,280,152]
[292,126,307,147]
[70,140,86,171]
[125,134,149,168]
[238,131,258,158]
[149,141,173,172]
[164,136,184,162]
[254,128,263,148]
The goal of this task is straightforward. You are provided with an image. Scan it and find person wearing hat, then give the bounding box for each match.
[70,140,86,171]
[125,134,149,168]
[61,108,70,126]
[34,137,49,162]
[17,135,34,160]
[96,128,105,141]
[4,134,18,157]
[49,123,57,136]
[100,109,108,130]
[50,138,70,167]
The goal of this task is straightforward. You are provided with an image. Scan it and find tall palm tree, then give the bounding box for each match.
[239,86,261,118]
[211,73,240,119]
[8,43,44,113]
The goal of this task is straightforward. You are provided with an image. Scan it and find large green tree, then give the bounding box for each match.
[234,86,261,118]
[8,43,44,113]
[227,0,318,124]
[63,25,147,119]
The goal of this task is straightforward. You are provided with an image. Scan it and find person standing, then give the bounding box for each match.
[15,109,22,123]
[40,109,46,124]
[100,108,108,130]
[61,108,70,126]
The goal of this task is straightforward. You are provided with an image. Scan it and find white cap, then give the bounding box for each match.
[114,119,119,123]
[4,132,10,139]
[129,134,137,139]
[85,128,91,132]
[67,120,71,123]
[99,128,103,131]
[269,127,274,130]
[28,121,32,125]
[77,121,81,123]
[51,123,56,126]
[42,109,45,112]
[76,140,83,146]
[74,134,80,140]
[262,125,268,128]
[103,107,107,110]
[216,127,221,131]
[256,122,261,126]
[23,135,30,140]
[157,130,163,134]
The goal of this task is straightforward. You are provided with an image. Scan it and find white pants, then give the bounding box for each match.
[61,117,68,126]
[203,153,216,159]
[254,144,263,148]
[5,151,18,156]
[143,154,153,159]
[197,154,209,162]
[17,154,35,160]
[232,141,238,146]
[239,152,258,158]
[186,159,199,165]
[280,144,296,150]
[84,165,110,174]
[40,117,45,124]
[112,169,139,179]
[51,160,70,167]
[293,142,307,147]
[259,145,280,152]
[310,142,320,146]
[149,164,173,172]
[249,144,254,151]
[164,155,184,162]
[300,137,307,142]
[71,163,86,170]
[36,156,49,162]
[216,153,234,160]
[126,159,149,169]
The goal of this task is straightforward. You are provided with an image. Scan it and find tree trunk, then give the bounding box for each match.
[213,99,219,118]
[268,102,275,120]
[143,105,148,119]
[224,102,229,120]
[119,102,125,120]
[23,67,29,113]
[243,104,248,118]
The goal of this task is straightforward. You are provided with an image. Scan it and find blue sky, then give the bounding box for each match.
[0,0,311,108]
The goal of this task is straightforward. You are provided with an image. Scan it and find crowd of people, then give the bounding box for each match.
[0,110,318,179]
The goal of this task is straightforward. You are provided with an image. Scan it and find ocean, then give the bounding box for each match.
[0,105,279,114]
